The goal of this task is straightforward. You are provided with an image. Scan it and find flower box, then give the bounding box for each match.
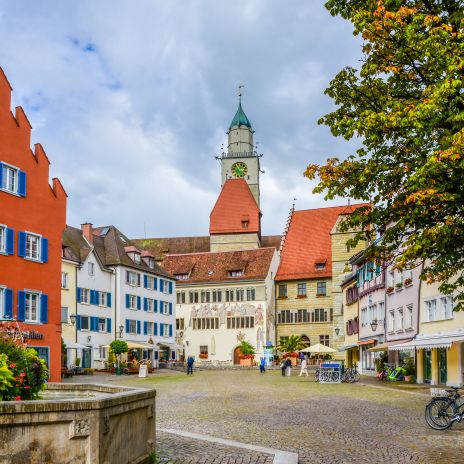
[198,353,208,359]
[239,357,253,366]
[387,286,394,294]
[395,282,403,290]
[404,278,413,287]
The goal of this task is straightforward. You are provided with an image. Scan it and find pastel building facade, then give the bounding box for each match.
[0,68,67,381]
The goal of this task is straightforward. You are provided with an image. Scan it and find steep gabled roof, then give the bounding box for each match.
[163,248,276,284]
[275,204,369,281]
[62,226,92,263]
[209,179,260,235]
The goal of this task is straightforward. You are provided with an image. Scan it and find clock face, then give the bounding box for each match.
[231,162,248,178]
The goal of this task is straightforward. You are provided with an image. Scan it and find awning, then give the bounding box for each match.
[338,344,358,352]
[367,341,409,352]
[101,341,158,349]
[390,335,464,351]
[358,339,376,346]
[63,340,88,349]
[158,342,184,350]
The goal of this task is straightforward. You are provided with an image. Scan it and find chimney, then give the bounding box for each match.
[81,223,93,245]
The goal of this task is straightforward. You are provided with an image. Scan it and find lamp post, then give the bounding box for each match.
[119,325,124,339]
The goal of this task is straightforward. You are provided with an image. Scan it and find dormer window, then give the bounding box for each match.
[134,254,141,264]
[316,263,325,270]
[229,269,244,277]
[124,246,142,264]
[242,220,249,229]
[175,273,189,281]
[147,257,154,268]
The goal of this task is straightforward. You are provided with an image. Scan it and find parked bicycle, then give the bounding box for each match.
[341,366,360,383]
[425,387,464,430]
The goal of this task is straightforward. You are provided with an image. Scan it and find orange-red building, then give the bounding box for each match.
[0,68,67,381]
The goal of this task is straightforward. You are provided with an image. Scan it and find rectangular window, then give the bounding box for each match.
[128,320,137,334]
[236,289,244,301]
[397,307,404,330]
[81,315,89,330]
[1,164,18,193]
[297,309,310,323]
[88,262,95,276]
[212,289,222,303]
[200,345,208,355]
[405,304,413,329]
[226,316,254,329]
[317,282,327,296]
[128,295,137,310]
[98,291,106,306]
[146,275,154,289]
[176,318,185,330]
[61,272,68,289]
[389,310,395,332]
[0,226,5,253]
[441,296,453,319]
[425,299,437,322]
[297,283,306,297]
[61,306,69,323]
[246,287,255,301]
[81,288,90,304]
[146,322,154,335]
[26,233,40,260]
[162,324,170,337]
[175,273,189,280]
[176,291,186,304]
[361,307,367,325]
[315,263,326,270]
[278,284,287,298]
[189,290,199,303]
[229,270,244,277]
[160,301,169,315]
[388,271,394,288]
[192,317,219,330]
[98,318,106,332]
[277,310,294,324]
[146,298,154,312]
[319,335,330,347]
[126,270,140,286]
[313,308,327,322]
[396,270,403,286]
[225,289,234,302]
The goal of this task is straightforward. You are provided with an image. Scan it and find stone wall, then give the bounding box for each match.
[0,383,156,464]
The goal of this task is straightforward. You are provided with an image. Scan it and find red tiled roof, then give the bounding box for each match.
[275,204,369,281]
[209,179,260,235]
[163,248,276,284]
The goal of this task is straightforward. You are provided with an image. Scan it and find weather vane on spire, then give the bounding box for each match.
[238,84,244,101]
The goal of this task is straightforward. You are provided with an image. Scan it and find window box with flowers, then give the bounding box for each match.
[198,353,208,359]
[404,278,413,287]
[238,340,255,366]
[387,286,395,294]
[395,282,403,290]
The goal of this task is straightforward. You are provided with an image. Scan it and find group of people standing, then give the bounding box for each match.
[280,356,309,377]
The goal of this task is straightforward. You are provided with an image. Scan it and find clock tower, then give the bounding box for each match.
[219,91,261,206]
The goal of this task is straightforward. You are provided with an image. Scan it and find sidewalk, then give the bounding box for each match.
[358,375,432,396]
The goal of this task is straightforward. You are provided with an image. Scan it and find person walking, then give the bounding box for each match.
[299,356,309,377]
[259,357,266,373]
[280,359,286,377]
[285,358,292,377]
[187,356,194,375]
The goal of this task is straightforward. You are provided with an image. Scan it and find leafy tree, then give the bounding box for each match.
[276,335,308,353]
[110,340,129,369]
[305,1,464,308]
[238,340,255,357]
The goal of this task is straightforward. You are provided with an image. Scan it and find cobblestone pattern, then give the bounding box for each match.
[156,432,274,463]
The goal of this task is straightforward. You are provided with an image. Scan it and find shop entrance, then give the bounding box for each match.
[82,348,92,368]
[423,350,432,383]
[438,348,447,385]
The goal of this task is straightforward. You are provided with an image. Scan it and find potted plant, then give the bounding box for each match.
[110,340,129,375]
[395,282,403,290]
[238,340,255,366]
[198,353,208,359]
[403,356,415,382]
[387,286,394,294]
[404,277,413,286]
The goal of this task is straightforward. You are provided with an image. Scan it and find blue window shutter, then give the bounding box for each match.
[17,291,26,321]
[40,294,48,323]
[77,287,82,303]
[0,163,3,188]
[18,232,26,258]
[90,290,95,305]
[169,324,173,337]
[154,323,158,336]
[169,281,173,294]
[143,275,148,289]
[106,293,112,307]
[90,316,95,331]
[169,302,173,315]
[137,296,141,310]
[136,320,141,334]
[41,238,48,263]
[154,278,158,291]
[154,300,158,313]
[160,279,164,292]
[125,319,130,334]
[143,321,148,335]
[143,297,148,311]
[6,228,14,255]
[77,315,82,330]
[18,171,27,197]
[125,294,130,309]
[4,288,13,318]
[106,318,112,333]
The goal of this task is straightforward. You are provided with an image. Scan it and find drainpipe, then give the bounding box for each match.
[415,262,425,371]
[75,264,78,343]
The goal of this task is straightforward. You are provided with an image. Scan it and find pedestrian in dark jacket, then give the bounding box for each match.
[259,357,266,373]
[285,358,292,377]
[280,359,286,376]
[187,356,194,375]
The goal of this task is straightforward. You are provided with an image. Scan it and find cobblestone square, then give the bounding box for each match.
[100,369,464,463]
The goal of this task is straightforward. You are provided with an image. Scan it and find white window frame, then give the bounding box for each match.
[146,321,154,335]
[128,319,137,334]
[88,262,95,276]
[146,298,154,312]
[0,286,5,319]
[98,291,106,306]
[397,307,404,331]
[0,225,6,253]
[162,324,169,337]
[395,270,403,286]
[146,276,154,289]
[1,163,19,194]
[134,254,141,264]
[127,271,139,286]
[25,232,41,261]
[61,306,69,323]
[128,295,137,310]
[405,304,413,329]
[378,302,385,323]
[61,272,68,289]
[388,310,395,332]
[25,291,40,323]
[81,288,90,304]
[98,318,106,332]
[161,301,169,315]
[441,296,453,320]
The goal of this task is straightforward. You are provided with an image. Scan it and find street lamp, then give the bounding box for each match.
[119,325,124,338]
[370,320,378,332]
[335,327,340,336]
[69,314,76,326]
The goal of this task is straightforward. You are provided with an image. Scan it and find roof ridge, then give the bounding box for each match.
[166,247,275,257]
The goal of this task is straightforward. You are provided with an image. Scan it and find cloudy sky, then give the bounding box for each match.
[0,1,361,238]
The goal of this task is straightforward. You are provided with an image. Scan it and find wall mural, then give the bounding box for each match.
[189,303,265,327]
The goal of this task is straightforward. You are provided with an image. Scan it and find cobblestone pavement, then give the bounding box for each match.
[67,370,464,463]
[156,431,274,463]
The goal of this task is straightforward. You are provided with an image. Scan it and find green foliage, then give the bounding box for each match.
[238,340,255,356]
[276,335,309,353]
[0,335,48,401]
[374,351,388,373]
[110,340,129,355]
[306,1,464,309]
[108,348,116,365]
[75,357,81,367]
[403,356,416,376]
[0,353,14,400]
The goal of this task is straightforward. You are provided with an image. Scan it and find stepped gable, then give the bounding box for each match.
[209,178,260,235]
[275,203,369,281]
[163,247,275,284]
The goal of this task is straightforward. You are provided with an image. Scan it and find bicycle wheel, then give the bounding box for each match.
[425,399,457,430]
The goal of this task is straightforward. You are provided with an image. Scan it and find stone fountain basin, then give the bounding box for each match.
[0,383,156,464]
